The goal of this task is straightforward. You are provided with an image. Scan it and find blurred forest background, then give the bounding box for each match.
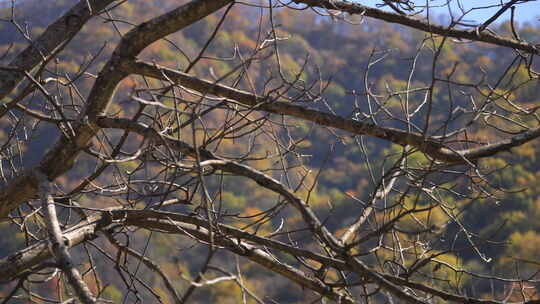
[1,0,540,302]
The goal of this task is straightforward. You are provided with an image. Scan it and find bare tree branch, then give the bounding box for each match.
[292,0,540,55]
[36,171,96,304]
[0,0,118,101]
[123,60,540,164]
[0,0,233,219]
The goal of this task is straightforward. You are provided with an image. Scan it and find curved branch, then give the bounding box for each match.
[102,232,182,304]
[0,0,233,219]
[125,212,355,303]
[0,0,118,101]
[124,61,540,164]
[94,118,458,304]
[0,208,354,304]
[0,214,107,281]
[5,206,512,304]
[292,0,539,55]
[36,171,96,303]
[95,117,342,251]
[458,126,540,159]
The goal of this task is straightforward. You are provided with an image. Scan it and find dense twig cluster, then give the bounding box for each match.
[0,0,539,303]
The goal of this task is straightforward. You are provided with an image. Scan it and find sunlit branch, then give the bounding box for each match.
[0,0,119,101]
[95,116,342,251]
[36,171,96,304]
[124,60,540,164]
[2,206,520,304]
[292,0,540,55]
[0,0,233,219]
